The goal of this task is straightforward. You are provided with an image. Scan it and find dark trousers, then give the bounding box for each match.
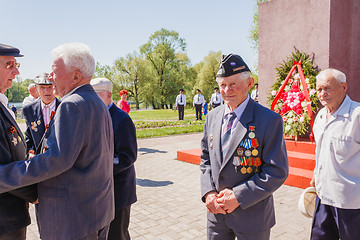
[0,228,25,240]
[311,196,360,240]
[195,104,202,120]
[77,225,110,240]
[177,105,185,120]
[108,206,131,240]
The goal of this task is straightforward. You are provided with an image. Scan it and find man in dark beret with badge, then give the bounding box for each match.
[200,53,288,240]
[0,43,37,239]
[22,73,60,155]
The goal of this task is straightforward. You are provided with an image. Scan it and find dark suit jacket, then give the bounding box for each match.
[0,85,114,240]
[109,104,137,209]
[22,98,61,153]
[0,104,37,236]
[200,98,288,233]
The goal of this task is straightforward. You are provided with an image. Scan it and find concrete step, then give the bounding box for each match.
[285,139,316,154]
[285,167,313,189]
[287,150,315,171]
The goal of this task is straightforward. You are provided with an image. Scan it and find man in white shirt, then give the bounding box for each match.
[251,83,259,102]
[210,87,222,109]
[310,68,360,240]
[193,89,205,120]
[22,83,39,107]
[175,88,186,120]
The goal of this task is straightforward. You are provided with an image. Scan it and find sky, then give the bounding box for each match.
[2,0,258,81]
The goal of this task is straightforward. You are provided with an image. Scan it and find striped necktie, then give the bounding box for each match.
[221,112,237,158]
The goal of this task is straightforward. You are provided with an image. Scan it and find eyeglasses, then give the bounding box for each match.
[6,61,20,69]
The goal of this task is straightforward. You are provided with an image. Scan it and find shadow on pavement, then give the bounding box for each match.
[138,147,168,155]
[136,178,173,187]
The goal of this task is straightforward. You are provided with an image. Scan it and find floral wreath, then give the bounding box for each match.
[268,48,319,139]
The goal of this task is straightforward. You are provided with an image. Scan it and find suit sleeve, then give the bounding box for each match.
[113,116,137,175]
[233,113,289,210]
[0,101,85,193]
[200,116,216,202]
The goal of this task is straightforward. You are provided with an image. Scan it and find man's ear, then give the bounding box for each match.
[73,71,82,84]
[248,77,255,89]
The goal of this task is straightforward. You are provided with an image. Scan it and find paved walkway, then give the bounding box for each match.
[25,132,312,240]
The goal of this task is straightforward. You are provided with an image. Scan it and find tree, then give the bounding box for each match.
[194,51,222,100]
[249,0,268,53]
[6,77,33,103]
[114,52,147,109]
[140,28,189,109]
[93,62,119,99]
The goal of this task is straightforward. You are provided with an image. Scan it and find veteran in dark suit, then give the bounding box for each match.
[0,43,37,239]
[200,54,288,240]
[22,73,60,154]
[91,78,137,240]
[0,42,114,240]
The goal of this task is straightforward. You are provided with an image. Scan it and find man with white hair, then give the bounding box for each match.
[200,54,288,240]
[310,68,360,240]
[91,77,137,240]
[22,83,39,107]
[0,42,114,240]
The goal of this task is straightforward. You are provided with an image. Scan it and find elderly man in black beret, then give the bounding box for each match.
[0,43,37,239]
[200,54,288,240]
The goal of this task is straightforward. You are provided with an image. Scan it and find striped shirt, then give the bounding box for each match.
[41,98,57,127]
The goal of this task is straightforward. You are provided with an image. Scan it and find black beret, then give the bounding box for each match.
[0,43,23,57]
[217,54,250,77]
[179,88,184,92]
[196,89,201,92]
[214,87,219,90]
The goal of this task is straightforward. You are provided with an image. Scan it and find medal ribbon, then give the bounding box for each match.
[251,138,259,148]
[254,157,261,167]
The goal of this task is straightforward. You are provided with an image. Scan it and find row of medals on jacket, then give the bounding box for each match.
[234,126,261,174]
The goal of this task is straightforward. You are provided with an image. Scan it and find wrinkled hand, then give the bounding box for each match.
[205,191,226,214]
[216,188,240,214]
[310,175,315,187]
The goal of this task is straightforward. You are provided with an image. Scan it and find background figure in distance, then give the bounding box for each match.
[210,87,222,109]
[22,83,39,107]
[251,83,259,103]
[310,68,360,240]
[193,89,205,120]
[203,99,208,116]
[0,43,37,240]
[117,89,130,113]
[200,53,288,240]
[11,105,17,118]
[22,72,60,155]
[91,78,138,240]
[175,88,186,120]
[0,42,114,240]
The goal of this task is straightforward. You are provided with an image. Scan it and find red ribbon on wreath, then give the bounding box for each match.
[271,59,314,141]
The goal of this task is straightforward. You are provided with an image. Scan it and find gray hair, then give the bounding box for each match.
[51,42,95,79]
[216,71,251,83]
[28,83,36,90]
[316,68,346,83]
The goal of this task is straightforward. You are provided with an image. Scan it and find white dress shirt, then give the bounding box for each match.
[193,94,205,106]
[210,92,222,106]
[313,95,360,209]
[175,94,186,107]
[0,93,16,119]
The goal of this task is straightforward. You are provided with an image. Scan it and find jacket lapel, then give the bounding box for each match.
[0,103,25,145]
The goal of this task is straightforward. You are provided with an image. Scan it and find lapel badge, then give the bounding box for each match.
[18,136,22,143]
[37,120,41,125]
[209,134,213,141]
[210,143,213,150]
[12,137,18,146]
[34,127,38,132]
[248,126,256,139]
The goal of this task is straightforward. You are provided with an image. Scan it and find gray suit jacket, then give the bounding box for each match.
[0,84,114,240]
[200,99,288,233]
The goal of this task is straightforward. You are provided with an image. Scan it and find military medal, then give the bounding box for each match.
[12,137,18,146]
[10,126,18,146]
[210,143,213,150]
[245,150,251,157]
[18,136,21,142]
[209,135,213,141]
[248,126,256,139]
[37,120,41,125]
[240,156,247,174]
[247,157,253,173]
[252,149,258,156]
[233,156,241,172]
[237,147,244,156]
[254,157,261,173]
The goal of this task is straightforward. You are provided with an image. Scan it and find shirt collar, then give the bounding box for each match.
[224,95,250,120]
[61,85,85,101]
[332,95,351,118]
[107,102,113,110]
[0,93,8,107]
[41,98,56,110]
